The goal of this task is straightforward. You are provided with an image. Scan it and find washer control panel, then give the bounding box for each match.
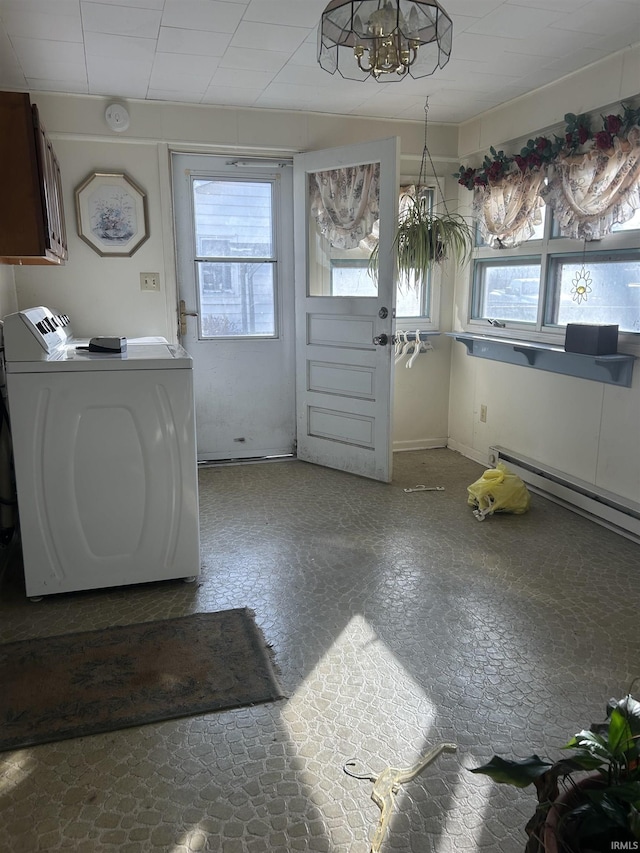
[3,307,72,361]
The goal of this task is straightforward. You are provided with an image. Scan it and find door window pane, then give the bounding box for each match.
[193,180,273,257]
[330,259,377,296]
[192,178,277,338]
[197,262,275,337]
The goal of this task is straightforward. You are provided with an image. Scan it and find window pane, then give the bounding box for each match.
[193,180,273,258]
[197,262,275,337]
[328,261,428,316]
[396,272,427,317]
[330,260,377,296]
[548,255,640,333]
[474,262,541,323]
[611,208,640,233]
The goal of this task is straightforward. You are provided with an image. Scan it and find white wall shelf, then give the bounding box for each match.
[447,333,636,387]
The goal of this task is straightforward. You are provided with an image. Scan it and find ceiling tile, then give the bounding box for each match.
[201,84,263,106]
[85,31,156,62]
[542,47,609,74]
[244,0,326,29]
[81,2,162,38]
[150,52,220,93]
[588,30,640,54]
[27,76,89,94]
[0,66,28,86]
[147,88,204,103]
[86,54,152,98]
[506,0,590,10]
[1,2,82,42]
[161,0,245,33]
[509,26,602,57]
[10,36,85,76]
[551,0,640,35]
[82,0,164,7]
[255,82,366,112]
[442,0,503,14]
[230,20,309,53]
[210,66,276,90]
[219,47,290,73]
[465,4,564,37]
[157,26,231,57]
[288,40,320,68]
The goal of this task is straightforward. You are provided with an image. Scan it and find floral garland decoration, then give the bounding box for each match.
[454,103,640,190]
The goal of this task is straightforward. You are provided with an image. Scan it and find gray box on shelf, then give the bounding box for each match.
[564,324,618,355]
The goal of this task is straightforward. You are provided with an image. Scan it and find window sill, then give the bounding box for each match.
[447,332,636,387]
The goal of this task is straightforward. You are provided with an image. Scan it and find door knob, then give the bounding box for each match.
[179,299,198,336]
[373,333,389,346]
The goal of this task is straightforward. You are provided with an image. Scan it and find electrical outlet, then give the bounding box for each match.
[140,272,160,292]
[480,404,487,423]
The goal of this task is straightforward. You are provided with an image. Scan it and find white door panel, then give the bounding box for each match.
[294,137,400,482]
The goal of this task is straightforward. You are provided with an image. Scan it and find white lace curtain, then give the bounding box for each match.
[473,170,546,248]
[309,163,380,249]
[540,126,640,240]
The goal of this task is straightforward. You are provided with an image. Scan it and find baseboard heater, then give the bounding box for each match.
[489,445,640,545]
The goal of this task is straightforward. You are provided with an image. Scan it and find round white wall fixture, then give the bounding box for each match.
[105,103,130,132]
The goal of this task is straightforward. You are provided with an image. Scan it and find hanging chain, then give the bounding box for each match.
[418,98,450,215]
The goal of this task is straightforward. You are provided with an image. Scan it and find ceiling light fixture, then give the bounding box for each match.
[318,0,453,82]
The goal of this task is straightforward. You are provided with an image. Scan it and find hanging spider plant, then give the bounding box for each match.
[393,193,473,285]
[369,192,473,288]
[369,98,474,289]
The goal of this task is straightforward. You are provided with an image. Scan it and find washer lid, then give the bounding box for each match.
[6,342,193,372]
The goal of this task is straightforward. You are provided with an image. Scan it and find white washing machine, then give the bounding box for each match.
[3,307,200,598]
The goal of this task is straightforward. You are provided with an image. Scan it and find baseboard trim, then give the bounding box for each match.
[393,438,448,452]
[445,439,488,466]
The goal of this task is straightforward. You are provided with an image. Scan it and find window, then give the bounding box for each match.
[316,187,436,322]
[192,178,277,338]
[473,260,541,324]
[470,208,640,337]
[547,252,640,332]
[329,259,377,296]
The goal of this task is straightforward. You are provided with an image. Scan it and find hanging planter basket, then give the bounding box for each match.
[370,100,473,288]
[394,197,473,285]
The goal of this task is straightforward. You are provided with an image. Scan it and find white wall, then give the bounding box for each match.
[450,45,640,504]
[0,266,17,320]
[12,93,460,450]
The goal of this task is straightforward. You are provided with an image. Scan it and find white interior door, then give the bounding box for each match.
[294,138,399,482]
[172,153,295,461]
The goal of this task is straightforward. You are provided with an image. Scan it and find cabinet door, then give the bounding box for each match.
[35,111,68,261]
[0,92,67,265]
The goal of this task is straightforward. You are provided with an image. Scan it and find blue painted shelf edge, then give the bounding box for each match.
[447,332,636,387]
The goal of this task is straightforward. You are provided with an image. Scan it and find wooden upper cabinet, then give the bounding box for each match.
[0,92,68,265]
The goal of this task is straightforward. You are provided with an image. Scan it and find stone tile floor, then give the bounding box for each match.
[0,449,638,852]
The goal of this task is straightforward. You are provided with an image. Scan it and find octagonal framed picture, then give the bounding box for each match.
[75,171,149,257]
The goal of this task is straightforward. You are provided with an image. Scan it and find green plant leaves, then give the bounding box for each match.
[609,707,636,757]
[564,729,612,760]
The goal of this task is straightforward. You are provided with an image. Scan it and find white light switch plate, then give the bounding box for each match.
[140,273,160,291]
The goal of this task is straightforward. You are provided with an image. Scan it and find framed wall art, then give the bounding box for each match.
[74,172,149,257]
